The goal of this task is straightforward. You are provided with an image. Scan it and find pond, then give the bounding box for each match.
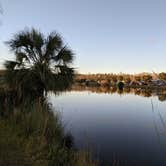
[49,87,166,166]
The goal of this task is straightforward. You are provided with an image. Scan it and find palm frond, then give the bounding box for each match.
[16,52,29,64]
[31,28,44,55]
[45,32,63,59]
[56,46,74,65]
[4,61,20,70]
[6,30,33,50]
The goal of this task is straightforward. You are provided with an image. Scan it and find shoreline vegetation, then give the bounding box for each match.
[0,29,99,166]
[0,98,98,166]
[2,71,166,90]
[75,73,166,89]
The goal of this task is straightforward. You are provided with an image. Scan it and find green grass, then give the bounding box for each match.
[0,100,98,166]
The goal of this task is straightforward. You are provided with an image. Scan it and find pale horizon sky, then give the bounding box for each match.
[0,0,166,74]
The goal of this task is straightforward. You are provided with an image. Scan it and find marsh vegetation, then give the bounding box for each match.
[0,28,98,166]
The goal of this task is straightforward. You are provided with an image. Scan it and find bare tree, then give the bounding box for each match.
[0,1,3,14]
[0,1,3,26]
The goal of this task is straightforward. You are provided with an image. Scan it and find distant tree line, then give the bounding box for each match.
[75,73,166,86]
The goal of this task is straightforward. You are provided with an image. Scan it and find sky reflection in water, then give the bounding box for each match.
[49,90,166,166]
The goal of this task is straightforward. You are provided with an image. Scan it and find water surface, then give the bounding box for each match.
[50,89,166,166]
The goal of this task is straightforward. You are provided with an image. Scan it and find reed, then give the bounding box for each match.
[0,99,98,166]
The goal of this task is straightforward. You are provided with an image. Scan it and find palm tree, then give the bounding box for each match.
[4,28,75,100]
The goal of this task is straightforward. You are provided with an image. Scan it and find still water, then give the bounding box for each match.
[49,88,166,166]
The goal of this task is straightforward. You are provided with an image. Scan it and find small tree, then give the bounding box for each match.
[118,75,123,81]
[134,75,141,82]
[110,75,117,85]
[5,28,75,99]
[159,72,166,81]
[0,2,3,14]
[141,75,152,83]
[124,76,131,84]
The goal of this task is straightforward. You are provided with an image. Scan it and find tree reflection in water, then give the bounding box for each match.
[70,85,166,102]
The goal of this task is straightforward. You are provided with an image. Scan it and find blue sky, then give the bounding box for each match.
[0,0,166,73]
